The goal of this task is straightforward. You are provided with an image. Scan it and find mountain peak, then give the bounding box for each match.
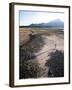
[28,19,64,28]
[49,19,63,23]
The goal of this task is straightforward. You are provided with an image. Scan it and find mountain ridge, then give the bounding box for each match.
[20,19,64,29]
[29,19,64,28]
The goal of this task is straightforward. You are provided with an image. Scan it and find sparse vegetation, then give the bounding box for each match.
[19,34,45,79]
[19,34,45,63]
[19,60,44,79]
[19,47,36,63]
[20,34,45,53]
[45,50,64,77]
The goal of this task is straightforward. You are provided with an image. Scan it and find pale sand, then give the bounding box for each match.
[34,35,64,77]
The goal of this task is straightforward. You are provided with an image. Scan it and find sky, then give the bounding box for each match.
[19,10,64,26]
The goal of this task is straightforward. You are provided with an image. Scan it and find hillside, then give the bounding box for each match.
[20,19,64,29]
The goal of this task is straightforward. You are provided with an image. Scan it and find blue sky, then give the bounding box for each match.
[19,10,64,26]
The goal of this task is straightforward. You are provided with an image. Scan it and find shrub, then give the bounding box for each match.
[45,50,64,77]
[19,60,43,79]
[19,47,36,63]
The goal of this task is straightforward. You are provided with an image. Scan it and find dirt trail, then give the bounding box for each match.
[34,35,64,77]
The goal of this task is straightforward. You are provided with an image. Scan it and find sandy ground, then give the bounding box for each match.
[34,35,64,77]
[19,31,32,46]
[20,29,64,77]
